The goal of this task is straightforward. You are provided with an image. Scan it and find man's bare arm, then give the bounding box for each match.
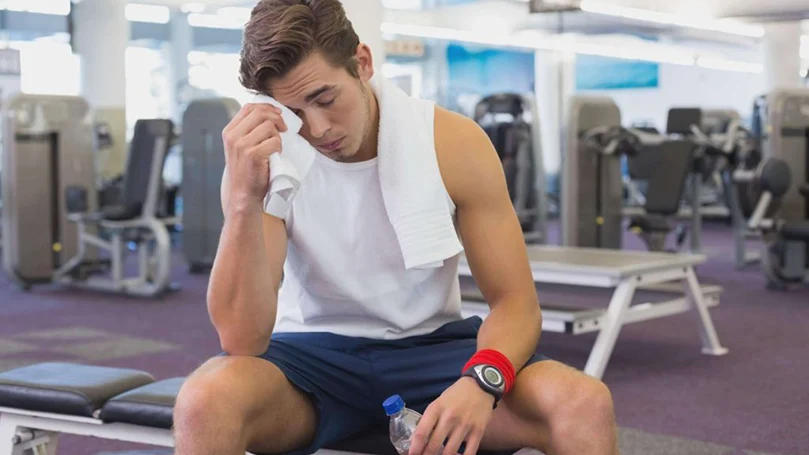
[435,107,541,371]
[207,169,287,356]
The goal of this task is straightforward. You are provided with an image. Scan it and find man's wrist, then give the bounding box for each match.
[459,376,496,406]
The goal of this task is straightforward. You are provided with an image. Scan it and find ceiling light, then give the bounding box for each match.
[125,3,170,24]
[181,3,206,14]
[578,0,764,38]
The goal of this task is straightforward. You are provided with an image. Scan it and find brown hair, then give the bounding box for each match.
[239,0,360,95]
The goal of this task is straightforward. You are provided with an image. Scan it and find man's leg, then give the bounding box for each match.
[173,355,318,455]
[479,360,619,455]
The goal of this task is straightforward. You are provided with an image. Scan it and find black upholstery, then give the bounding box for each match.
[0,363,154,417]
[758,159,792,198]
[629,214,671,233]
[799,184,809,198]
[666,108,703,136]
[644,140,694,216]
[0,363,520,455]
[100,377,184,428]
[104,119,174,221]
[781,221,809,241]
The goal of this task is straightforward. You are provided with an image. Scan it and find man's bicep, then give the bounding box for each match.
[440,116,535,305]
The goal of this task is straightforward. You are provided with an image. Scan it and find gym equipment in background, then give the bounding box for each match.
[562,96,694,252]
[743,89,809,289]
[1,94,177,297]
[1,94,98,289]
[474,93,546,244]
[181,97,240,273]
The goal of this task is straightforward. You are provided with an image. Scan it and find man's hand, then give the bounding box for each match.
[409,377,495,455]
[221,104,287,217]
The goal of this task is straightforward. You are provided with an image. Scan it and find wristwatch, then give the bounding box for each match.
[462,364,505,407]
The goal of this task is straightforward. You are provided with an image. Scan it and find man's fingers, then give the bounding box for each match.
[248,136,282,162]
[229,106,285,144]
[442,425,469,455]
[461,427,483,455]
[409,406,440,455]
[423,417,453,455]
[223,103,260,135]
[240,121,279,152]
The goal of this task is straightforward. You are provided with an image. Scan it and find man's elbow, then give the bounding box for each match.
[219,332,271,357]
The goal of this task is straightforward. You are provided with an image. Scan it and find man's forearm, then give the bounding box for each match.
[477,295,542,371]
[207,209,278,355]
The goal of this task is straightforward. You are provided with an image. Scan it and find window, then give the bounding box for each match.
[125,45,171,137]
[187,50,251,104]
[7,39,80,96]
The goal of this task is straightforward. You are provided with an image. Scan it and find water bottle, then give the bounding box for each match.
[383,395,423,455]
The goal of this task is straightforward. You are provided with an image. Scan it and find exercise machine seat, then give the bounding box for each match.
[100,377,184,428]
[101,203,144,221]
[0,362,155,417]
[0,363,519,455]
[781,221,809,241]
[629,215,671,233]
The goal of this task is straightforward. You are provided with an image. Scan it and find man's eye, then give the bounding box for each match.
[318,98,335,107]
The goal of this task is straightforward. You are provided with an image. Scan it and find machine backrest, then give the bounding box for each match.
[119,119,174,218]
[667,108,703,136]
[758,158,792,198]
[474,93,525,120]
[644,140,694,216]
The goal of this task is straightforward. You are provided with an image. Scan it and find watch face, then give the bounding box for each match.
[481,366,504,387]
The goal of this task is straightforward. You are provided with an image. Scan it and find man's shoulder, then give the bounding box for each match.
[433,106,487,151]
[432,106,499,208]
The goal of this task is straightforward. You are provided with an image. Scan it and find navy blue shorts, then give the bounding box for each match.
[250,316,548,455]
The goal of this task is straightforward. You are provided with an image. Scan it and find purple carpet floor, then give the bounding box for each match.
[0,222,807,455]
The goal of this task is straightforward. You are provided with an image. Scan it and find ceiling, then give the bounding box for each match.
[128,0,809,20]
[586,0,809,20]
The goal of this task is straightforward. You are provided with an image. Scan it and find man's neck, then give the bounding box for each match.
[354,89,380,162]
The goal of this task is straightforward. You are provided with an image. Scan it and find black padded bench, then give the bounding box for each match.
[0,363,524,455]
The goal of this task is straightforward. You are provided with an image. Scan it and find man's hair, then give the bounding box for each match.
[239,0,360,94]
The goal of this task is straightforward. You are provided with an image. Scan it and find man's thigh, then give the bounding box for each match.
[371,317,550,417]
[230,333,381,454]
[481,360,606,452]
[178,355,319,454]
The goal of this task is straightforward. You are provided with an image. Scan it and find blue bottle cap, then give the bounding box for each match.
[383,394,405,416]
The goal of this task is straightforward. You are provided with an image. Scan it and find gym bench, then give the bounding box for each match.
[0,363,531,455]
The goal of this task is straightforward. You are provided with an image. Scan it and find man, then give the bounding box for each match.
[173,1,618,454]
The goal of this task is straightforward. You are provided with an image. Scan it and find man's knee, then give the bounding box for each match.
[554,377,615,436]
[174,358,245,436]
[174,357,279,437]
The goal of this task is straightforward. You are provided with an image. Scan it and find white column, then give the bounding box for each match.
[71,0,129,178]
[72,0,128,109]
[534,50,575,177]
[341,0,386,69]
[169,8,193,123]
[762,21,802,90]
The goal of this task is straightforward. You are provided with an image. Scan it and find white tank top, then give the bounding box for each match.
[274,152,464,339]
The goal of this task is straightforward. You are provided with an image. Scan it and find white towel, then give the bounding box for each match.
[251,95,316,219]
[254,76,463,269]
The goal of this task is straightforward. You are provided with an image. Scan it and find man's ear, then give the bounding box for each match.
[355,43,375,81]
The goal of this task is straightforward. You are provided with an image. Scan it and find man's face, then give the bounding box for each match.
[268,47,374,162]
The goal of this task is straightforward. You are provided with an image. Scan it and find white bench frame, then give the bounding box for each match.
[0,406,368,455]
[459,246,728,380]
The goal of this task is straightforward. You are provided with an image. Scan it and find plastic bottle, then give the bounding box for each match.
[383,395,423,455]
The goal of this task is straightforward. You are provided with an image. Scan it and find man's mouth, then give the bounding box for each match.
[318,137,344,152]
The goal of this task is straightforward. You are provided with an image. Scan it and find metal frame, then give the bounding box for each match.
[53,136,177,297]
[0,407,377,455]
[459,246,728,379]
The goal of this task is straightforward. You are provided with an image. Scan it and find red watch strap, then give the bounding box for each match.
[462,349,516,394]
